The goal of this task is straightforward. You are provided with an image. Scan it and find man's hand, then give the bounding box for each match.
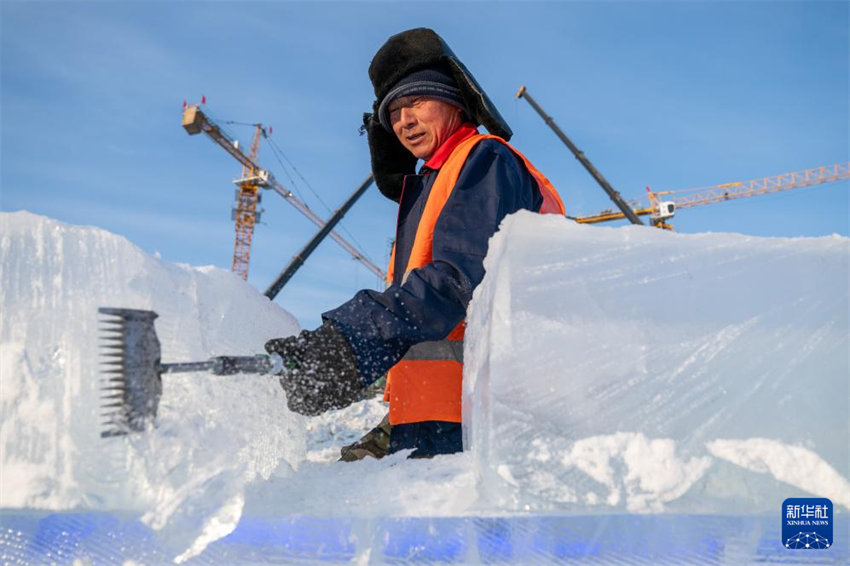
[265,322,363,416]
[363,112,417,202]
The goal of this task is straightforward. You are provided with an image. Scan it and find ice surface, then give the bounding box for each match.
[2,210,848,563]
[0,211,303,559]
[464,211,849,514]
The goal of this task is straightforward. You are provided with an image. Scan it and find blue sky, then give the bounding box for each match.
[2,1,847,329]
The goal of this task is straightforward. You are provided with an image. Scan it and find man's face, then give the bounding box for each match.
[388,96,464,161]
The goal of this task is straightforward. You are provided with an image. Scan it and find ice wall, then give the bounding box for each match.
[0,212,303,558]
[3,209,849,563]
[464,211,849,514]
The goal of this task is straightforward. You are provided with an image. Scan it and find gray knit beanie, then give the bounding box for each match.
[377,66,468,131]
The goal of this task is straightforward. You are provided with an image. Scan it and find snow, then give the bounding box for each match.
[1,210,848,563]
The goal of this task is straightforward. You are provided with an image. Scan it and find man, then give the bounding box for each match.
[265,28,564,459]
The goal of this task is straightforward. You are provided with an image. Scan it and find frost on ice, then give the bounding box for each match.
[1,210,848,559]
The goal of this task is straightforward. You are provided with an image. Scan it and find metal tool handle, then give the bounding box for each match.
[160,361,215,373]
[160,354,283,376]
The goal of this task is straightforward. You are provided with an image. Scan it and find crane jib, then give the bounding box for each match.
[181,103,385,287]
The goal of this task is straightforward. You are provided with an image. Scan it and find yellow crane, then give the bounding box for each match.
[181,102,384,281]
[574,162,850,229]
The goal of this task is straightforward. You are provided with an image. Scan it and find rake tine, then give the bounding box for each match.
[100,388,124,395]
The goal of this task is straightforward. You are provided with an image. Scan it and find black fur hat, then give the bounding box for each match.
[369,28,512,141]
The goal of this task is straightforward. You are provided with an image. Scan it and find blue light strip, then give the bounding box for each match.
[0,512,845,564]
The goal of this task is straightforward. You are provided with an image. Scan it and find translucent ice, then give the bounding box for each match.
[3,209,848,564]
[0,211,303,556]
[464,211,849,513]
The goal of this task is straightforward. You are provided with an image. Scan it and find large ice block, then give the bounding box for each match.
[464,212,849,514]
[0,212,303,559]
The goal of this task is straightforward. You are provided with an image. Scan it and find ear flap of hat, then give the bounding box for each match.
[369,28,512,141]
[443,49,513,141]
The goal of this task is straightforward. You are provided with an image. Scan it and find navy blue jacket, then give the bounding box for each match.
[324,135,543,385]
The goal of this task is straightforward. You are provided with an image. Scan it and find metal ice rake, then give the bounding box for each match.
[98,307,282,437]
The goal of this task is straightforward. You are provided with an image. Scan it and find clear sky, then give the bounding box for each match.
[2,1,848,330]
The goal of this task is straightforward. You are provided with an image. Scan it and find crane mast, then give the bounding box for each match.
[231,125,264,279]
[181,104,385,281]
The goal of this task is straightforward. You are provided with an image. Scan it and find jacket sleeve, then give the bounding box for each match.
[323,140,543,384]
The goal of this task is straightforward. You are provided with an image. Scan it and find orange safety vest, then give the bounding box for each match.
[384,134,565,426]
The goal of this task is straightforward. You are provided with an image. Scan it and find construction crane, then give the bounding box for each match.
[264,174,375,300]
[574,162,850,229]
[181,102,385,282]
[515,85,644,226]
